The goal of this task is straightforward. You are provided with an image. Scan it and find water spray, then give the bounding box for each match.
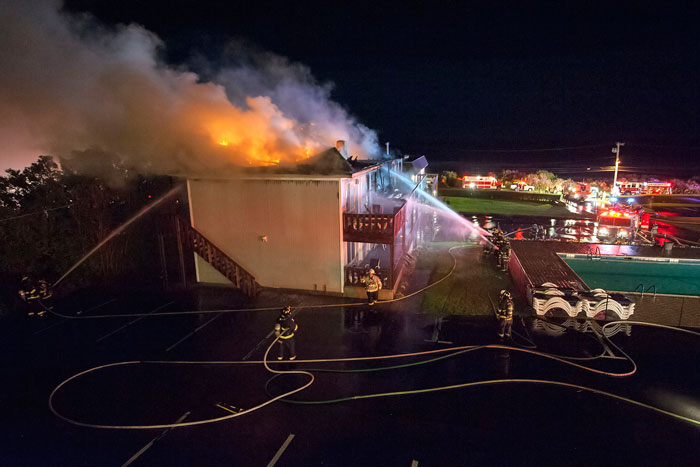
[389,170,493,244]
[53,185,184,288]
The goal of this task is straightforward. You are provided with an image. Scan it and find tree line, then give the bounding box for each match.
[0,155,178,296]
[440,169,700,194]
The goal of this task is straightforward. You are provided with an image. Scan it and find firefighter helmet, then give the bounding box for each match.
[369,269,375,275]
[281,306,291,315]
[500,290,512,298]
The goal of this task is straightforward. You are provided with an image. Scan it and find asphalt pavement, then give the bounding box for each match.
[1,286,699,466]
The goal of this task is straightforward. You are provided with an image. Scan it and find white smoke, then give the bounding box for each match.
[214,46,380,157]
[0,0,380,173]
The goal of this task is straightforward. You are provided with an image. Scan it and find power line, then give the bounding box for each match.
[428,142,700,153]
[434,143,609,153]
[452,156,614,165]
[0,204,70,223]
[627,142,700,150]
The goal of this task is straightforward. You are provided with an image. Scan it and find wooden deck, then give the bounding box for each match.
[509,240,700,291]
[509,241,588,291]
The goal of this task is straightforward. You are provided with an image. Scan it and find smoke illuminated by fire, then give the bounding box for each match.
[0,0,379,172]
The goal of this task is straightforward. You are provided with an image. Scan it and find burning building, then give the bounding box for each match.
[185,141,431,299]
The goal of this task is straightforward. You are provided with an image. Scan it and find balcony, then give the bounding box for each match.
[344,243,393,289]
[343,203,405,244]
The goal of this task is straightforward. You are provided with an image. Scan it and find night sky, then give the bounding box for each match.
[62,1,700,172]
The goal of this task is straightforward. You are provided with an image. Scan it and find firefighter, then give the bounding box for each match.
[361,268,382,306]
[18,276,51,317]
[487,230,500,259]
[484,229,498,255]
[498,242,510,271]
[497,240,511,271]
[492,229,505,246]
[274,306,298,361]
[496,289,514,340]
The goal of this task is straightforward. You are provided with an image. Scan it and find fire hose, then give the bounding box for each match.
[47,321,700,430]
[42,241,700,430]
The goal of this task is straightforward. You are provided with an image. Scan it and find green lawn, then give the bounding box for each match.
[416,243,513,315]
[442,196,591,218]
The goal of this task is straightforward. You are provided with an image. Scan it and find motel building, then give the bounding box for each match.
[184,141,431,300]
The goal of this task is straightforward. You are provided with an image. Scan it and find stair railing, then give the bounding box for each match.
[178,218,260,298]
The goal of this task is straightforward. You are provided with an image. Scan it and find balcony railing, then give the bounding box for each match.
[343,174,426,244]
[343,201,407,243]
[342,212,395,243]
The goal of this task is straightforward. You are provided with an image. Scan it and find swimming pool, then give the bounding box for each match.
[561,254,700,296]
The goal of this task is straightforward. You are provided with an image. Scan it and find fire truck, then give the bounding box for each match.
[615,181,673,196]
[596,206,639,240]
[567,182,592,199]
[462,175,500,190]
[598,207,638,227]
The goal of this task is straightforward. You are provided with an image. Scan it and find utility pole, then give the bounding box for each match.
[612,142,624,194]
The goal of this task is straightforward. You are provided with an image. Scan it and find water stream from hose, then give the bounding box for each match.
[389,170,492,243]
[53,185,183,288]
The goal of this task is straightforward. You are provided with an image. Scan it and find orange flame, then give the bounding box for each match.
[200,96,321,167]
[213,132,315,166]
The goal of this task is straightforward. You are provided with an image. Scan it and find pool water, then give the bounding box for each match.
[562,256,700,296]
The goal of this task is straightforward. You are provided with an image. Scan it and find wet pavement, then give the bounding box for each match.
[467,204,700,245]
[464,214,617,244]
[2,286,700,466]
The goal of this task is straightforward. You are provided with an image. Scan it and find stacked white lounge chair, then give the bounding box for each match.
[528,282,635,319]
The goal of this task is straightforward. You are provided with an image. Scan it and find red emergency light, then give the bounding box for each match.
[600,210,632,218]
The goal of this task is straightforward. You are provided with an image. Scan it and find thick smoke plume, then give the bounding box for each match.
[0,0,379,173]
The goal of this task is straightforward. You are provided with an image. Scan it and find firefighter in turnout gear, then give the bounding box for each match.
[497,240,511,271]
[18,276,52,317]
[497,290,514,340]
[361,269,382,305]
[274,306,298,360]
[491,228,510,271]
[483,228,500,255]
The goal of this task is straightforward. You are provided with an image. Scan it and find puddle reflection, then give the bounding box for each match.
[529,317,632,338]
[463,214,633,243]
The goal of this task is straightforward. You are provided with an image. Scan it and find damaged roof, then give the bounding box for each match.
[245,147,384,177]
[183,147,393,180]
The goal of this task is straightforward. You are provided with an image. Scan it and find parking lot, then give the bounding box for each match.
[2,286,700,466]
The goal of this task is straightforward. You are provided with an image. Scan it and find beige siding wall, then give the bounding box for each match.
[188,178,343,293]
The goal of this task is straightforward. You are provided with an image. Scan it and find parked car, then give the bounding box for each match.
[510,182,535,191]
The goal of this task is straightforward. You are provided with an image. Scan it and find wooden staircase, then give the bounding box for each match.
[177,218,261,298]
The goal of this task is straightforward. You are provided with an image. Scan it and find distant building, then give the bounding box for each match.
[186,141,431,299]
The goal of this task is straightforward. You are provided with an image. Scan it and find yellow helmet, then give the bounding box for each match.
[369,269,375,275]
